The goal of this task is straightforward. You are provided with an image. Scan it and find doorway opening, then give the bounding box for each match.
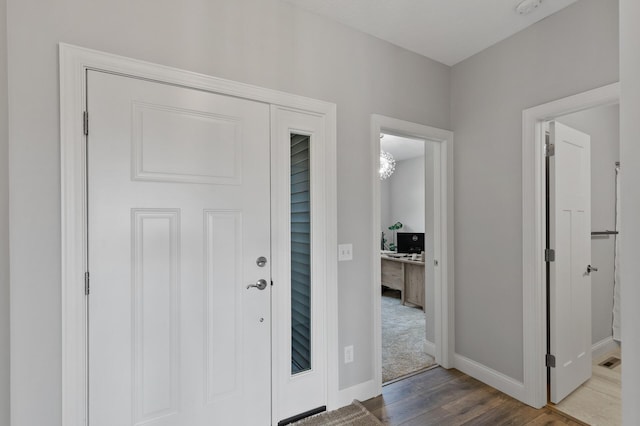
[371,114,454,393]
[544,104,621,425]
[379,133,435,383]
[520,82,620,411]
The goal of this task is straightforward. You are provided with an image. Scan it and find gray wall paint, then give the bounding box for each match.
[388,156,425,233]
[557,104,619,346]
[6,0,450,423]
[451,0,618,381]
[620,0,640,422]
[0,0,9,424]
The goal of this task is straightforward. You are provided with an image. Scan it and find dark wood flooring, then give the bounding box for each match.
[362,367,586,425]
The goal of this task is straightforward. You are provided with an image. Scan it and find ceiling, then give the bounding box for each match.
[284,0,579,66]
[381,133,424,161]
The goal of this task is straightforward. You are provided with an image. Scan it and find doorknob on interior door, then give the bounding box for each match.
[587,265,598,274]
[247,279,268,290]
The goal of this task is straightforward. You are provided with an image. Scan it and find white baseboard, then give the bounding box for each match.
[449,340,618,410]
[425,340,436,357]
[453,353,525,402]
[329,379,378,410]
[592,336,620,361]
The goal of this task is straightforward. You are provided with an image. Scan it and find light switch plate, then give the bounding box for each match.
[344,345,354,364]
[338,244,353,261]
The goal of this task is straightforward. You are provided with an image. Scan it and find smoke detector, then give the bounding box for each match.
[516,0,542,15]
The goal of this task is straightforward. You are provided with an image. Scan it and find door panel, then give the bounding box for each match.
[549,121,592,404]
[87,70,271,425]
[271,108,327,423]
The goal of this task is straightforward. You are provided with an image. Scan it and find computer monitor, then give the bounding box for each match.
[396,232,425,254]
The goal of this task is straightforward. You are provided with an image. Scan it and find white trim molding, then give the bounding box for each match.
[521,82,620,408]
[592,336,620,361]
[454,354,526,402]
[424,340,436,357]
[371,114,455,396]
[60,43,338,426]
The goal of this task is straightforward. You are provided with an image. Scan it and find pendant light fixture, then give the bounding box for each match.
[379,150,396,180]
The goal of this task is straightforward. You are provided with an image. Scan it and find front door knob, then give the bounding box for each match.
[247,279,268,290]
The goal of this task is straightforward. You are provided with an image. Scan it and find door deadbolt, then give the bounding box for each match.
[256,256,267,267]
[587,265,598,274]
[247,279,268,290]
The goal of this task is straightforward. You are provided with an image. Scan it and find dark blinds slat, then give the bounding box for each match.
[291,202,310,214]
[290,134,312,375]
[291,182,310,195]
[291,222,309,232]
[291,242,310,255]
[291,134,309,147]
[291,192,310,204]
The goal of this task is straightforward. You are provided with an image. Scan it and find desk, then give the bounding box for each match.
[381,255,425,310]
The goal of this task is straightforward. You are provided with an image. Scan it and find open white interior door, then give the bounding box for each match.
[549,121,592,404]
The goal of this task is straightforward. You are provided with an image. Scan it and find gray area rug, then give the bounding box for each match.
[292,400,382,425]
[382,290,435,383]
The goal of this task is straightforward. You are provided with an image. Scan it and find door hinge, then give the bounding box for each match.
[84,271,90,295]
[545,143,555,157]
[83,111,89,136]
[546,354,556,368]
[545,248,555,262]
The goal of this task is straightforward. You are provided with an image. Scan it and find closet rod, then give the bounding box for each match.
[591,230,619,235]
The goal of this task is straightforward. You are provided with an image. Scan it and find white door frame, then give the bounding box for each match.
[59,43,338,426]
[371,114,455,393]
[521,82,619,408]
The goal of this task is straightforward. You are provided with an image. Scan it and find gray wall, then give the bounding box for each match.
[0,0,9,424]
[620,0,640,423]
[451,0,619,382]
[6,0,450,423]
[388,156,425,233]
[558,104,619,346]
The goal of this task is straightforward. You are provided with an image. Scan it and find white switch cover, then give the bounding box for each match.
[338,244,353,261]
[344,345,354,364]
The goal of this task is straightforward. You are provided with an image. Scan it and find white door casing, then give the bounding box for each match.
[549,121,592,404]
[88,70,271,425]
[371,114,454,396]
[521,83,618,408]
[60,44,338,426]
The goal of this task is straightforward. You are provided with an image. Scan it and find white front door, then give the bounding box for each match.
[549,121,592,404]
[87,70,271,425]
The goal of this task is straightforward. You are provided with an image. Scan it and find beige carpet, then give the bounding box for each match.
[382,290,435,383]
[291,400,382,425]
